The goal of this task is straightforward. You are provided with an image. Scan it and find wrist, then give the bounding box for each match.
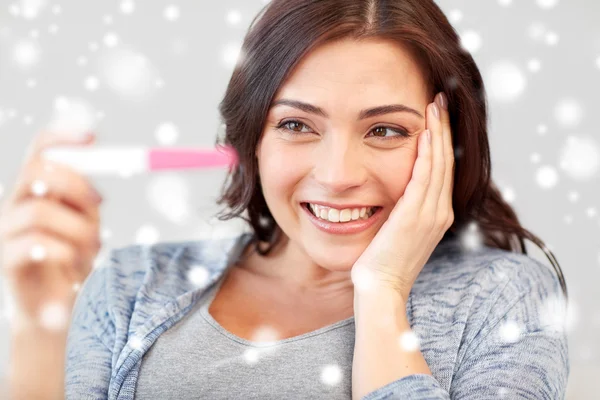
[9,327,68,400]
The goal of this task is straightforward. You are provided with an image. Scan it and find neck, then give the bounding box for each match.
[238,233,355,297]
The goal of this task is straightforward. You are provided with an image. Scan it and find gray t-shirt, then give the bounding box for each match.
[135,268,357,399]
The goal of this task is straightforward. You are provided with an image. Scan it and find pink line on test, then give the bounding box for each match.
[148,145,238,171]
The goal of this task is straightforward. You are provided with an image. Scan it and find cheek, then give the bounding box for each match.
[376,153,416,201]
[257,139,307,201]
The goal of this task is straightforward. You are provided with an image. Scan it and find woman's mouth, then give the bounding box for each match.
[300,202,383,235]
[302,202,380,222]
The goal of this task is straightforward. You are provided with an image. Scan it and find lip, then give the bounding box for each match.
[302,200,379,209]
[300,202,383,235]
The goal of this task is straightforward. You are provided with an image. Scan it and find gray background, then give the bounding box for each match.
[0,0,598,398]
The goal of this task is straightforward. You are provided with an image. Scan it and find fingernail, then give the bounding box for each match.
[89,188,103,203]
[432,103,440,119]
[56,130,94,140]
[83,131,96,140]
[437,93,447,110]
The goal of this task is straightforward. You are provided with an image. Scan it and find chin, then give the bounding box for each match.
[301,239,363,272]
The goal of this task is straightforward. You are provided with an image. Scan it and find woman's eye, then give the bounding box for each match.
[276,120,312,134]
[275,119,410,140]
[368,126,410,140]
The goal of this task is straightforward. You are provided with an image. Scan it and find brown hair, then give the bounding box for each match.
[213,0,568,300]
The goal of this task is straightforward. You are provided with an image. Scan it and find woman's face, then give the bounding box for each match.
[256,37,431,272]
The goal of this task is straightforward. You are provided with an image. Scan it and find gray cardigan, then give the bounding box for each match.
[65,231,569,399]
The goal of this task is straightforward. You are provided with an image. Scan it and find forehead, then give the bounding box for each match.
[272,38,430,107]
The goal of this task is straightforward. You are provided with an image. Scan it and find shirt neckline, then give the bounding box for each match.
[198,237,356,348]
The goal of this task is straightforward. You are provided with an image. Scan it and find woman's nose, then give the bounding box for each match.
[312,140,367,193]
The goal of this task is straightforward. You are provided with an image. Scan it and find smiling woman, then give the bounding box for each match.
[215,2,567,297]
[59,0,570,399]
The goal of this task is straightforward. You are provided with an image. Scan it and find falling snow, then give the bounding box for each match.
[485,61,526,102]
[535,165,559,189]
[155,122,180,145]
[0,1,596,391]
[187,265,210,287]
[460,30,482,54]
[554,98,584,128]
[559,136,599,181]
[39,301,69,331]
[321,365,343,386]
[499,320,522,343]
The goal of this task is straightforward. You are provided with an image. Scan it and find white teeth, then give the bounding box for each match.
[319,208,328,219]
[306,203,377,223]
[328,208,340,222]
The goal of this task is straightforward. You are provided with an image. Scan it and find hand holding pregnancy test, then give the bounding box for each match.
[36,99,238,176]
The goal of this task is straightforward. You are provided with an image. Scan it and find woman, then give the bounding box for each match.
[1,0,569,399]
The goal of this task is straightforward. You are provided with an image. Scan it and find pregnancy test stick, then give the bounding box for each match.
[40,145,238,176]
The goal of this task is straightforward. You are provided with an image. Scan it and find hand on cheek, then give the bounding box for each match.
[351,92,455,302]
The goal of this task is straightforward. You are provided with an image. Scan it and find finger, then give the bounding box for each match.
[435,93,455,213]
[422,98,446,215]
[0,198,101,259]
[399,127,432,215]
[22,130,95,166]
[2,233,82,295]
[6,158,102,223]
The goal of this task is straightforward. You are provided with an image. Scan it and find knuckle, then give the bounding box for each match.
[25,200,48,226]
[436,214,448,227]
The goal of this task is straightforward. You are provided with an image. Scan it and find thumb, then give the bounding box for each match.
[24,130,95,165]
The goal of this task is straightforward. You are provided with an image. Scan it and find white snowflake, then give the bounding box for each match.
[321,364,343,386]
[499,320,522,343]
[84,76,100,91]
[527,59,541,73]
[39,301,69,331]
[567,191,579,202]
[558,135,599,180]
[129,335,143,350]
[120,0,135,14]
[103,32,119,47]
[535,165,559,189]
[399,331,420,352]
[501,186,516,203]
[226,10,242,25]
[459,221,484,251]
[554,98,583,128]
[187,265,210,287]
[536,0,560,9]
[30,179,48,197]
[530,152,541,164]
[12,38,41,68]
[544,31,559,46]
[134,224,160,245]
[448,9,463,24]
[460,30,482,54]
[155,122,179,145]
[164,5,180,21]
[485,61,526,102]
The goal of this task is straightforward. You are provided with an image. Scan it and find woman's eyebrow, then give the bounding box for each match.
[270,98,424,120]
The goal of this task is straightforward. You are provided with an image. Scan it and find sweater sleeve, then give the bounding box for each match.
[361,258,570,400]
[65,251,117,400]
